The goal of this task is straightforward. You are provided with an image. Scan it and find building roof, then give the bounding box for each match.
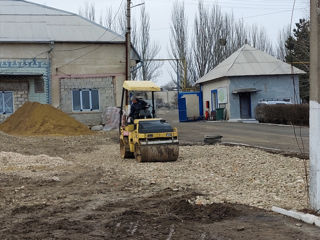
[196,44,306,84]
[0,0,124,43]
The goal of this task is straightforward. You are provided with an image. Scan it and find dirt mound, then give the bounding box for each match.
[169,199,240,222]
[0,102,93,136]
[118,199,239,224]
[109,192,240,225]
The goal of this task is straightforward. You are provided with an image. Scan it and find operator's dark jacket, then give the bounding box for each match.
[129,99,148,119]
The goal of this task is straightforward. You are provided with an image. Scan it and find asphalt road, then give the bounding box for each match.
[158,109,309,154]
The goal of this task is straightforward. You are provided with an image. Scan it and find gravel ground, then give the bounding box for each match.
[73,143,309,211]
[0,142,308,210]
[0,132,317,239]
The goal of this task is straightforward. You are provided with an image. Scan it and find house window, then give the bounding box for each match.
[0,91,14,114]
[72,89,99,111]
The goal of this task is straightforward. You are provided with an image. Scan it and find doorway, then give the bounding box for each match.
[239,93,251,119]
[211,90,218,111]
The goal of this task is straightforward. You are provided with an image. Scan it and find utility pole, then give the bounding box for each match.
[126,0,131,80]
[310,0,320,210]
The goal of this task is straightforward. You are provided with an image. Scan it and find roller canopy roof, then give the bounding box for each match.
[123,81,161,92]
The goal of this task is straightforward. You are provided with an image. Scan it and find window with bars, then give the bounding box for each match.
[34,78,44,93]
[72,89,99,112]
[0,91,14,114]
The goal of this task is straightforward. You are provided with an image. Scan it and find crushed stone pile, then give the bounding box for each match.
[0,102,93,136]
[0,151,71,180]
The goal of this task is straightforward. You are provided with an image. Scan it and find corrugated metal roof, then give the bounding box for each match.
[0,0,124,43]
[196,44,306,84]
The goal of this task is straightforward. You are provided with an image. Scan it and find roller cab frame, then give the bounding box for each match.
[119,81,179,162]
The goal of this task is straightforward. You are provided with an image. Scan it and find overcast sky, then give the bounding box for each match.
[32,0,309,86]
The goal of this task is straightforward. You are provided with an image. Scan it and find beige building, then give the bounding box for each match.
[0,0,139,125]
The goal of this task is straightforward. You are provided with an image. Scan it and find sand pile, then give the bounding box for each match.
[0,102,93,136]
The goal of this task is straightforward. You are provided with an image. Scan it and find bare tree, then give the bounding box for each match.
[100,7,114,30]
[80,2,126,36]
[115,6,127,36]
[248,25,274,55]
[131,18,139,80]
[78,2,96,22]
[276,25,291,61]
[189,1,276,82]
[133,6,162,81]
[169,1,192,88]
[191,2,238,80]
[232,18,247,50]
[192,1,212,80]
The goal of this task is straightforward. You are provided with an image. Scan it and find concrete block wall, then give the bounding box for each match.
[60,77,114,125]
[51,43,126,108]
[201,78,231,119]
[229,75,300,119]
[14,90,28,109]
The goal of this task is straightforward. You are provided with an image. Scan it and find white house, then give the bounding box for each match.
[196,44,305,120]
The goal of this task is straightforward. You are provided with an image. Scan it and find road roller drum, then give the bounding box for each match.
[119,81,179,162]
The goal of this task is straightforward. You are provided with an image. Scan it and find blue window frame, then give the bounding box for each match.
[72,89,99,111]
[0,91,14,115]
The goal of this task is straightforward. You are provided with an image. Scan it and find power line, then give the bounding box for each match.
[290,0,297,32]
[148,0,308,10]
[55,0,126,69]
[150,9,305,32]
[55,0,125,53]
[243,9,304,19]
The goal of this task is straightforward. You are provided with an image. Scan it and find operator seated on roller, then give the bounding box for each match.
[128,96,151,122]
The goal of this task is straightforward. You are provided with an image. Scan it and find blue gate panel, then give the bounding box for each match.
[178,91,203,122]
[178,97,187,122]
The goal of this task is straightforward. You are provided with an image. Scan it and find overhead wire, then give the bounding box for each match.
[55,0,125,53]
[55,0,126,70]
[150,7,305,32]
[148,0,307,10]
[243,9,304,19]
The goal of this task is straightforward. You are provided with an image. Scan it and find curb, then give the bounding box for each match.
[205,120,308,128]
[222,142,309,159]
[272,206,320,227]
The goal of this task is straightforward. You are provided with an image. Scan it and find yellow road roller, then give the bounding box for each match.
[119,81,179,162]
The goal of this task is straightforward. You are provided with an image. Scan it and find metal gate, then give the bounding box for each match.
[178,92,203,122]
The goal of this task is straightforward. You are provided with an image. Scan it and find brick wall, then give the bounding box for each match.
[60,77,114,125]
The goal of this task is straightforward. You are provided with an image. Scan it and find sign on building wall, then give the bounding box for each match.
[218,87,228,104]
